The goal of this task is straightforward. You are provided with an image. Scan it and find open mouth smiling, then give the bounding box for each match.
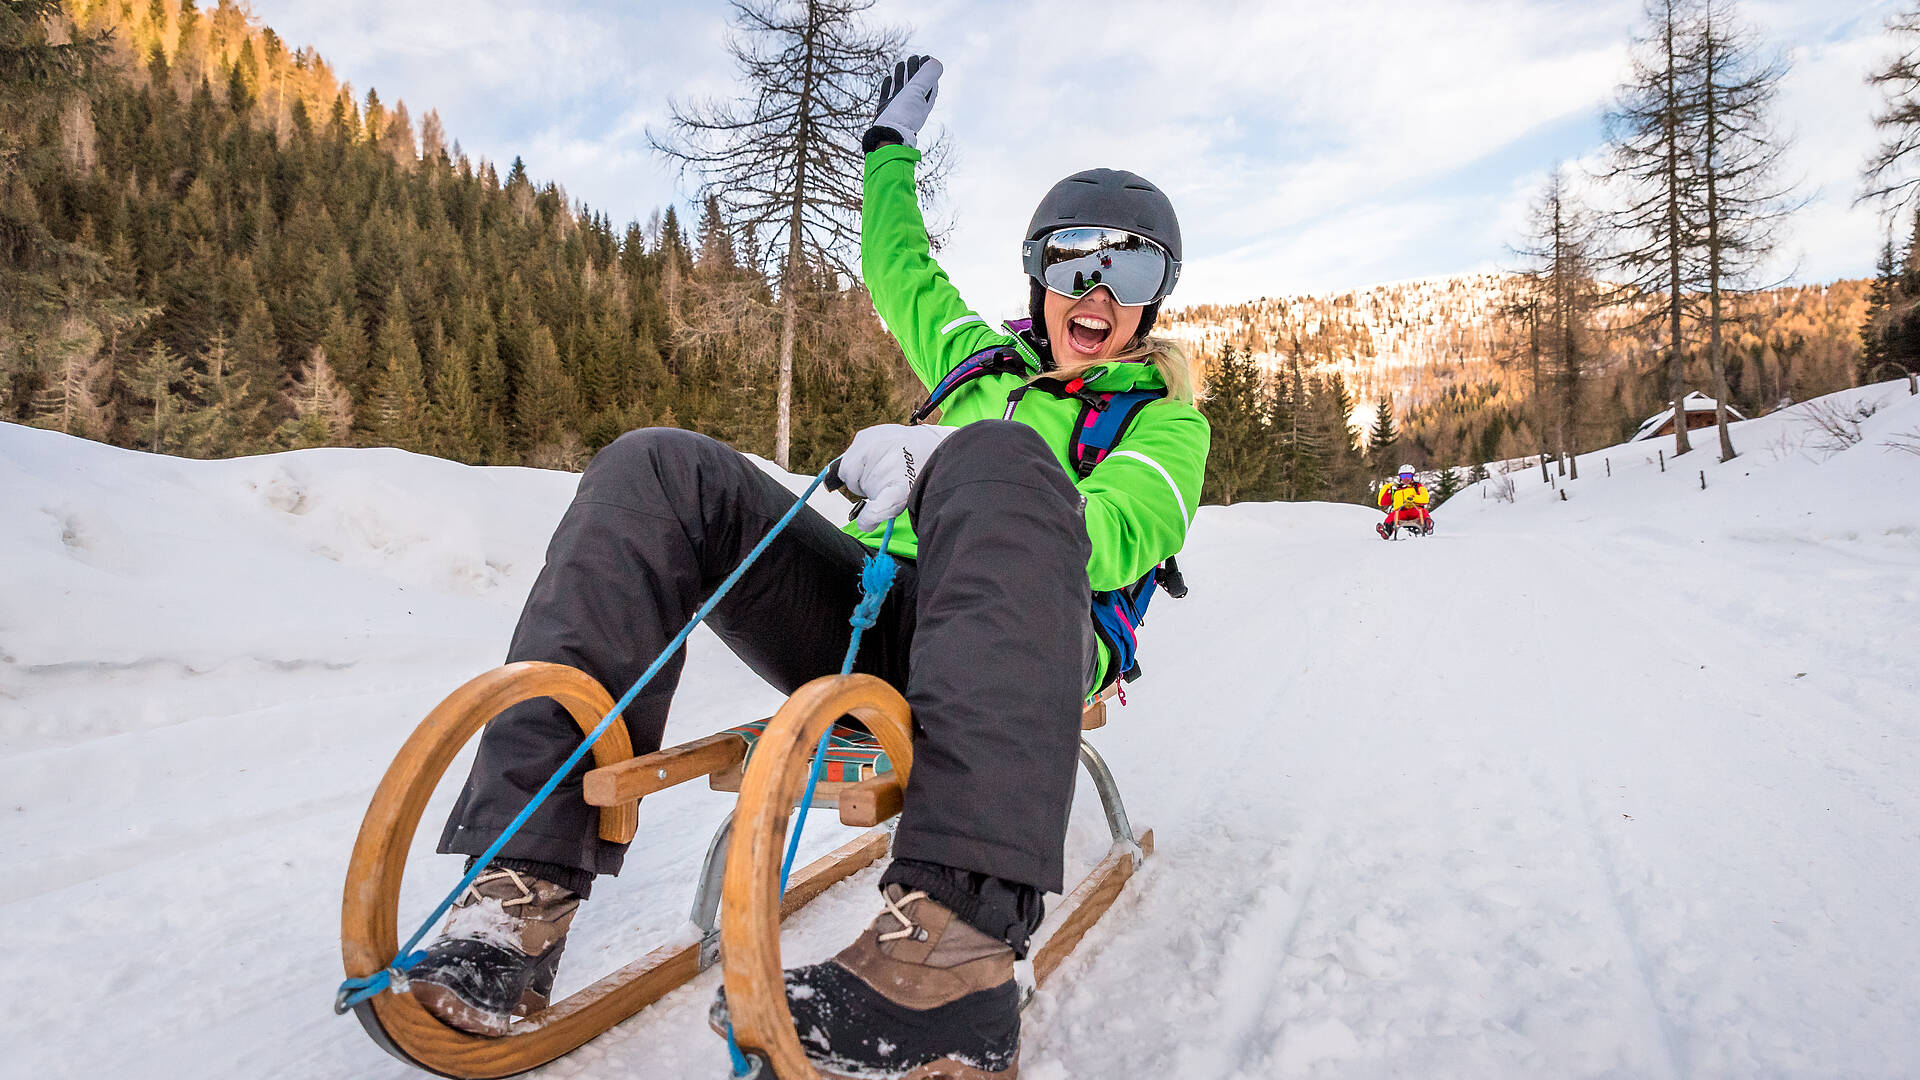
[1065,312,1112,355]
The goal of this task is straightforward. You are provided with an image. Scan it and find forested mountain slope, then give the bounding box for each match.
[4,0,912,470]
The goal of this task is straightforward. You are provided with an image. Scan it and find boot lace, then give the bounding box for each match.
[877,889,931,943]
[463,867,537,910]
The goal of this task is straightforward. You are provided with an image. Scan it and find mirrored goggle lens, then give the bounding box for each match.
[1038,228,1170,306]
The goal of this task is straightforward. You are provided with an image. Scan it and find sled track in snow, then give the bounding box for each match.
[1172,825,1330,1078]
[1572,771,1690,1080]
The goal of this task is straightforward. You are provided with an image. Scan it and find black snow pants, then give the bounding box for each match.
[438,421,1094,951]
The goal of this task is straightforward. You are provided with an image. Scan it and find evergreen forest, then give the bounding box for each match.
[3,0,912,473]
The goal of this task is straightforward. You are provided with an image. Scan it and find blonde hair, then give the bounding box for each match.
[1037,335,1197,403]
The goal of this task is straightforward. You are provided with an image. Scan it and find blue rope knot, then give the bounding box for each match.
[840,519,898,667]
[334,950,429,1013]
[848,551,896,631]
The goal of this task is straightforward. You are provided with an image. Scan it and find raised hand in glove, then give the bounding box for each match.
[834,423,955,532]
[864,54,942,152]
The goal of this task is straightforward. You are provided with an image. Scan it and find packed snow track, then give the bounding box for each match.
[5,383,1918,1078]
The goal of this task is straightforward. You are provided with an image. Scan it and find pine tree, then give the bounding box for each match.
[516,324,574,452]
[695,193,738,275]
[1310,373,1365,503]
[276,345,354,449]
[129,341,194,453]
[1367,393,1398,468]
[28,315,112,438]
[2,0,114,417]
[471,324,509,459]
[428,337,481,460]
[181,334,265,457]
[1270,348,1325,501]
[364,286,428,449]
[230,288,282,433]
[1862,232,1899,382]
[320,306,370,390]
[1198,344,1275,505]
[1433,466,1463,506]
[1268,357,1298,499]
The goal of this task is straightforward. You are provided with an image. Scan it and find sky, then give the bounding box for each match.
[241,0,1902,315]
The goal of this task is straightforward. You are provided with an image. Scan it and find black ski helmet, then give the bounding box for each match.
[1024,168,1182,346]
[1026,168,1182,264]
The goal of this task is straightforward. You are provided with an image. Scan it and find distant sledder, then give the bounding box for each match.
[1375,465,1434,539]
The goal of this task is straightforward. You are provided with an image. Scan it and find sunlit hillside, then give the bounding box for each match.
[1166,274,1868,466]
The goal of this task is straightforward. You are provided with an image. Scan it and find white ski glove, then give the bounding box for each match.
[870,55,942,150]
[835,423,956,532]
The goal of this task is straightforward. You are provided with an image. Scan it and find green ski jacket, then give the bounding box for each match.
[849,145,1210,684]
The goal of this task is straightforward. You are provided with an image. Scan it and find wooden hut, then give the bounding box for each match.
[1630,392,1746,442]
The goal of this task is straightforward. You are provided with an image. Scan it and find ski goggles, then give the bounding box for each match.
[1022,227,1180,307]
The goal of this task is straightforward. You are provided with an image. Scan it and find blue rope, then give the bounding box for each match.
[730,518,898,1076]
[780,518,897,892]
[338,464,839,1014]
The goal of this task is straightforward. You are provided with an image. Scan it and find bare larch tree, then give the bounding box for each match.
[1603,0,1707,457]
[1495,277,1549,468]
[1689,0,1795,462]
[1512,166,1601,479]
[1862,7,1920,214]
[650,0,919,469]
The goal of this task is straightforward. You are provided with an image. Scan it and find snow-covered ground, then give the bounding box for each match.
[4,382,1918,1079]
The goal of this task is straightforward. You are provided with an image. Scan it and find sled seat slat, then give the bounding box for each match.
[582,732,748,807]
[826,693,1115,825]
[837,770,903,827]
[708,718,896,803]
[586,692,1115,810]
[1080,682,1119,731]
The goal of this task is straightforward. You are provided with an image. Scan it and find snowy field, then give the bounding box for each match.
[4,381,1918,1079]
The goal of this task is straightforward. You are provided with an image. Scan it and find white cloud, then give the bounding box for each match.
[242,0,1889,307]
[1762,25,1887,282]
[243,0,730,221]
[890,0,1646,307]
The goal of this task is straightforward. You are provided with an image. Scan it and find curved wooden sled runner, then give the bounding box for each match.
[721,674,1153,1080]
[341,664,1146,1079]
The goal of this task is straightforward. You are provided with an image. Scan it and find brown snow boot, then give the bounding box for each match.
[711,885,1020,1078]
[408,866,580,1036]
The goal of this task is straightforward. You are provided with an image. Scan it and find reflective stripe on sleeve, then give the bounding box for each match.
[1108,449,1191,527]
[940,314,985,335]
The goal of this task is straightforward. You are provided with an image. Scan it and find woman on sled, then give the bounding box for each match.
[409,53,1210,1078]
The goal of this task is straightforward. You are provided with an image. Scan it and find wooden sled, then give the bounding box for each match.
[340,663,1147,1079]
